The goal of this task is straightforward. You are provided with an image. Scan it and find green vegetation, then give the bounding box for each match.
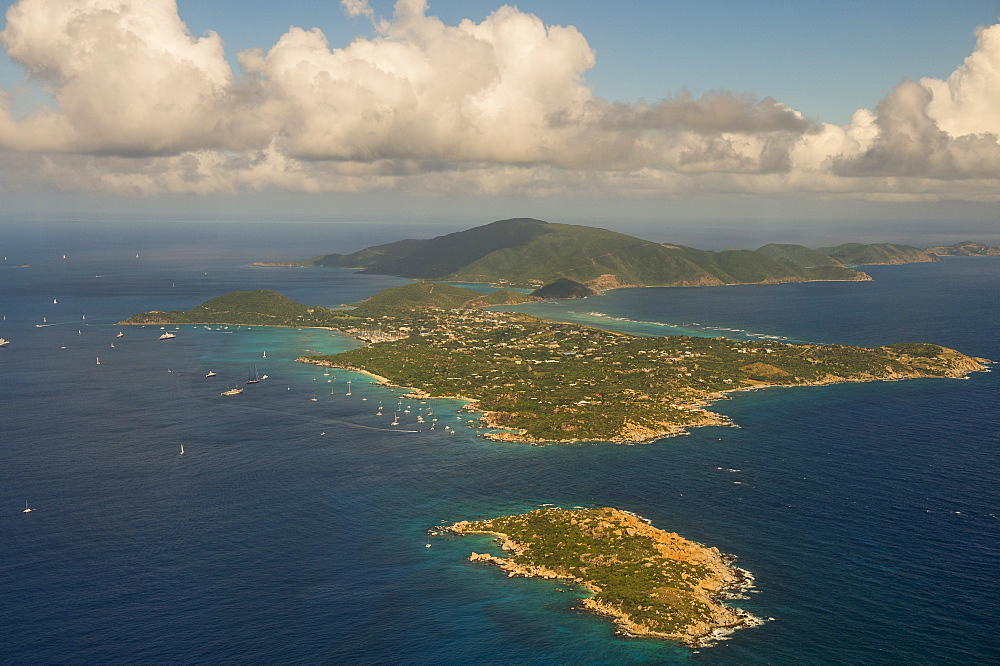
[756,243,845,268]
[297,218,870,289]
[452,507,758,644]
[815,242,937,265]
[120,289,367,329]
[531,278,596,299]
[350,282,535,316]
[301,304,987,443]
[924,241,1000,256]
[124,286,988,444]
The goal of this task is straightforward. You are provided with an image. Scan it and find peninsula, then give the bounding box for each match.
[449,507,761,646]
[123,285,991,444]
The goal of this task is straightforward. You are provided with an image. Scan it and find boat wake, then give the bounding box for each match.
[324,418,419,433]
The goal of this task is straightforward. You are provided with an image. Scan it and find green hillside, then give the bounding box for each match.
[121,290,354,327]
[816,243,938,265]
[531,278,597,299]
[925,241,1000,256]
[350,282,535,316]
[756,243,844,267]
[308,218,552,278]
[298,218,869,290]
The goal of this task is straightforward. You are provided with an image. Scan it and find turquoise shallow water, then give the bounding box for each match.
[2,223,998,664]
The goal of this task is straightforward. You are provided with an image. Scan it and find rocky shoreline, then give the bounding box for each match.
[298,353,990,445]
[447,507,765,647]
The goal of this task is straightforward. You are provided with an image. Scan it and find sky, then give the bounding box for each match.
[0,0,998,240]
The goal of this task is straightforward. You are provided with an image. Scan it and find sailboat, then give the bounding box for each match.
[23,500,32,513]
[346,380,352,396]
[391,412,400,426]
[246,364,261,384]
[179,444,185,455]
[205,371,217,377]
[53,298,57,304]
[96,357,100,365]
[262,351,267,358]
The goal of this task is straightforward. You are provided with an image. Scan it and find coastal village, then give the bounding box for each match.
[299,298,987,443]
[124,285,989,445]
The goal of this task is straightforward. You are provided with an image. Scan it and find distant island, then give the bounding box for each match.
[925,240,1000,256]
[256,218,997,292]
[448,507,762,646]
[274,218,872,290]
[123,285,991,444]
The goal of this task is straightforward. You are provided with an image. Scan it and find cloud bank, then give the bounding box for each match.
[0,0,998,201]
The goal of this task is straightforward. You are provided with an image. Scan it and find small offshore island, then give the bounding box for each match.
[448,507,762,646]
[122,284,991,444]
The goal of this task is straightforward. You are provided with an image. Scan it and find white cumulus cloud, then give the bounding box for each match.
[0,0,998,202]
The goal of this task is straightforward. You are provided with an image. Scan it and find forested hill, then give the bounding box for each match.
[301,218,868,289]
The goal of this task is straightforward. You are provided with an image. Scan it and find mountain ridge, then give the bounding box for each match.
[302,218,870,289]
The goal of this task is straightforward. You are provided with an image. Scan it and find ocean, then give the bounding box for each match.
[2,222,997,664]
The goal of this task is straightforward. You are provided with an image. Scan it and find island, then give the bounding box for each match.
[123,284,991,444]
[292,218,871,289]
[925,241,1000,256]
[448,507,762,646]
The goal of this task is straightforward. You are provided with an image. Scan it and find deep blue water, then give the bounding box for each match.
[2,223,998,664]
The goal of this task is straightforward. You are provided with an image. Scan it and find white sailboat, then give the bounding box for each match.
[179,444,184,455]
[96,357,100,365]
[262,351,267,358]
[23,500,32,513]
